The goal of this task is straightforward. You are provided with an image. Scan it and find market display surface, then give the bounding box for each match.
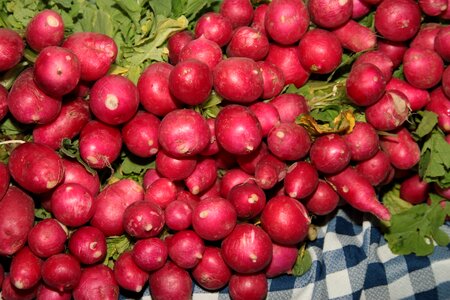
[0,0,450,299]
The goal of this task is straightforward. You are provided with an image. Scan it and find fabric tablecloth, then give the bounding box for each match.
[122,206,450,300]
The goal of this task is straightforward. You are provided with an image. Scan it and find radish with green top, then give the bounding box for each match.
[400,174,431,205]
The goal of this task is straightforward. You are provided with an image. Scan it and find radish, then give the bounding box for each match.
[265,243,298,278]
[221,223,273,274]
[33,97,90,150]
[8,142,64,194]
[7,68,61,125]
[213,57,263,104]
[167,30,194,65]
[352,0,371,19]
[155,149,197,181]
[304,180,340,216]
[10,246,43,290]
[158,108,210,157]
[434,183,450,200]
[72,264,119,300]
[25,9,64,52]
[79,120,122,169]
[402,47,444,89]
[1,274,38,300]
[0,28,24,72]
[144,177,178,209]
[352,50,394,82]
[0,162,9,200]
[191,246,232,291]
[90,178,144,237]
[228,182,266,219]
[167,230,205,269]
[113,251,148,293]
[61,159,100,196]
[132,237,168,272]
[386,77,430,111]
[284,161,319,199]
[298,28,343,75]
[257,61,285,100]
[192,196,237,241]
[355,150,392,186]
[169,59,213,106]
[137,62,180,117]
[442,66,450,98]
[255,153,287,190]
[185,157,217,195]
[194,12,233,47]
[343,121,379,161]
[346,62,386,107]
[264,0,309,45]
[0,84,7,121]
[200,118,220,156]
[165,200,193,231]
[36,284,71,300]
[267,122,311,161]
[332,19,376,53]
[269,93,309,123]
[215,104,263,155]
[410,23,442,50]
[226,26,269,61]
[219,0,254,28]
[400,174,431,205]
[123,200,165,239]
[220,168,253,198]
[27,218,68,258]
[143,168,163,190]
[200,177,222,200]
[179,36,223,70]
[326,166,391,221]
[41,253,81,292]
[379,127,421,170]
[419,0,448,16]
[265,44,310,88]
[62,32,118,82]
[426,87,450,133]
[251,4,268,35]
[248,102,280,138]
[308,0,353,29]
[434,25,450,62]
[148,261,193,300]
[310,133,351,175]
[236,142,268,175]
[68,226,107,265]
[365,90,410,131]
[228,273,268,300]
[377,39,408,69]
[260,195,310,245]
[374,0,422,42]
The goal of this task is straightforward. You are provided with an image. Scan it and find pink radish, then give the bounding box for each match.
[10,246,43,290]
[251,4,268,35]
[267,122,311,161]
[343,121,379,161]
[257,61,285,100]
[68,226,107,265]
[194,12,233,47]
[434,25,450,62]
[386,77,430,111]
[36,284,71,300]
[236,142,268,174]
[228,182,266,219]
[304,180,340,216]
[144,177,178,209]
[426,87,450,133]
[228,273,268,300]
[185,157,217,195]
[353,50,394,82]
[0,28,25,72]
[123,200,165,239]
[72,264,119,300]
[419,0,448,16]
[132,238,168,272]
[61,159,100,196]
[377,39,408,69]
[410,23,442,50]
[25,9,64,52]
[284,161,319,199]
[379,127,421,170]
[308,0,353,29]
[167,30,194,65]
[1,274,38,300]
[155,149,197,181]
[167,230,205,269]
[352,0,371,19]
[269,93,309,123]
[265,243,298,278]
[249,102,281,137]
[226,26,269,61]
[365,90,410,131]
[255,153,287,190]
[41,253,81,292]
[164,200,193,231]
[113,251,148,293]
[200,118,220,156]
[0,161,9,200]
[27,218,67,258]
[309,133,351,175]
[0,84,7,121]
[400,174,431,205]
[355,150,392,186]
[332,19,376,53]
[220,168,253,198]
[192,246,232,291]
[346,62,386,107]
[179,36,223,70]
[403,47,444,89]
[219,0,254,28]
[148,261,193,300]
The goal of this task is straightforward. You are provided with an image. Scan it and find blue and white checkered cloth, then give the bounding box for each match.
[122,206,450,300]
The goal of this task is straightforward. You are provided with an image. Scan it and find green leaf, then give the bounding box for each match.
[382,184,413,215]
[59,138,97,175]
[0,118,29,136]
[291,244,312,277]
[418,130,450,188]
[103,235,132,269]
[412,111,438,139]
[149,0,173,17]
[35,207,52,220]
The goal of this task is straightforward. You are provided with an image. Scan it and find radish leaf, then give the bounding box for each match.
[419,130,450,188]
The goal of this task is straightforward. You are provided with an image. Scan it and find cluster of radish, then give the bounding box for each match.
[1,0,450,299]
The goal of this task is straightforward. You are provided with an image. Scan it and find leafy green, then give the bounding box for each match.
[103,235,132,269]
[381,184,413,216]
[113,151,155,184]
[411,111,438,140]
[35,207,52,220]
[291,243,312,276]
[418,130,450,188]
[59,138,97,175]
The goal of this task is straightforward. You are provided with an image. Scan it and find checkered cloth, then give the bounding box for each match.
[122,206,450,300]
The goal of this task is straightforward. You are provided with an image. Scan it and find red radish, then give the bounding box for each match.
[25,9,64,52]
[155,149,197,181]
[355,150,392,186]
[346,63,386,107]
[249,102,281,137]
[148,261,193,300]
[72,264,119,300]
[265,44,310,88]
[304,180,340,216]
[269,93,309,123]
[68,226,107,265]
[27,218,67,258]
[310,133,351,175]
[434,25,450,62]
[167,30,194,65]
[158,109,210,157]
[215,104,263,155]
[164,200,193,231]
[0,162,9,200]
[410,23,442,50]
[221,223,273,273]
[236,143,269,174]
[226,26,269,61]
[192,246,232,291]
[200,118,220,156]
[265,243,298,278]
[326,166,391,221]
[79,120,122,169]
[176,190,201,210]
[61,159,100,196]
[167,230,205,269]
[442,66,450,98]
[36,284,71,300]
[265,0,309,45]
[251,4,268,35]
[403,47,444,89]
[132,238,168,272]
[7,68,61,125]
[434,183,450,200]
[137,62,180,117]
[309,0,353,29]
[332,20,376,53]
[426,87,450,133]
[352,0,371,19]
[377,39,408,69]
[10,246,42,290]
[374,0,422,42]
[144,177,178,209]
[194,12,233,47]
[343,121,379,161]
[0,84,7,121]
[365,90,410,131]
[284,161,319,199]
[298,28,343,74]
[386,77,430,111]
[33,98,90,150]
[400,174,431,204]
[260,195,310,245]
[113,251,148,293]
[228,273,268,300]
[257,61,285,100]
[213,57,263,104]
[379,127,421,170]
[8,142,64,194]
[255,153,287,190]
[267,122,311,161]
[219,0,254,28]
[228,182,266,219]
[143,169,163,190]
[41,253,81,292]
[192,196,237,241]
[200,178,222,201]
[1,274,38,300]
[0,28,24,72]
[90,178,144,237]
[353,50,394,82]
[62,32,117,82]
[185,157,217,195]
[179,36,223,70]
[123,200,165,239]
[220,168,253,198]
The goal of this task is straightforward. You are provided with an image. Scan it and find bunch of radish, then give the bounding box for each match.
[0,0,450,299]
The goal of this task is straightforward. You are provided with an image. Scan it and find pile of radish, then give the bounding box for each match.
[0,0,450,299]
